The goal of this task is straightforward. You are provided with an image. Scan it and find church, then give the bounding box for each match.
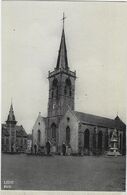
[32,16,126,156]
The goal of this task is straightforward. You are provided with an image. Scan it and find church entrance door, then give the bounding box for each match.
[46,141,51,155]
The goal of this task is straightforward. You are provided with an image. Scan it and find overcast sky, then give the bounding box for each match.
[2,1,127,133]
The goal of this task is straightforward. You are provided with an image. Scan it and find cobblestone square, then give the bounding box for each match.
[1,154,126,191]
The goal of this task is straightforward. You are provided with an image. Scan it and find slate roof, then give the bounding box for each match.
[2,124,27,137]
[16,126,27,137]
[27,134,32,140]
[56,28,69,70]
[114,116,126,130]
[74,111,126,130]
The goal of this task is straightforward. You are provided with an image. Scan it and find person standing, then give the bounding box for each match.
[62,143,66,156]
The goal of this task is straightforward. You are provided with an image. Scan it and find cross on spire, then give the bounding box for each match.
[61,12,66,29]
[56,13,68,70]
[11,97,13,106]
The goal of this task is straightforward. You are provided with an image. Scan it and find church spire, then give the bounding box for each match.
[6,102,17,125]
[56,13,69,70]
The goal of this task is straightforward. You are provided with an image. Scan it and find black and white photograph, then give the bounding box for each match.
[1,1,126,192]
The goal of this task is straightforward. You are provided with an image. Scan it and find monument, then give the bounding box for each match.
[107,129,121,156]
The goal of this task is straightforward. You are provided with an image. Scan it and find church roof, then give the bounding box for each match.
[56,27,69,70]
[74,111,126,130]
[114,116,126,130]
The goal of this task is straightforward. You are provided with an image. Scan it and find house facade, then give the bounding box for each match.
[2,104,27,153]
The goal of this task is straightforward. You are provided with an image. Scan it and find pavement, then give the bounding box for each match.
[1,154,126,191]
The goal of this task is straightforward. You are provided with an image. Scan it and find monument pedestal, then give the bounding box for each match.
[107,138,121,156]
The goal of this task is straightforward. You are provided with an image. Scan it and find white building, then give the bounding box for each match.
[32,112,46,153]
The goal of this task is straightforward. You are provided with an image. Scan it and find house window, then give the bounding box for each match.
[2,138,4,145]
[6,138,9,145]
[24,139,27,145]
[21,138,23,146]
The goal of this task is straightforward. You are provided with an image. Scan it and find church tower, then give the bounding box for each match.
[47,14,76,144]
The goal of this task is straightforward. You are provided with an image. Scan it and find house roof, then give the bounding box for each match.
[74,111,126,130]
[2,124,27,137]
[16,126,27,137]
[27,134,32,140]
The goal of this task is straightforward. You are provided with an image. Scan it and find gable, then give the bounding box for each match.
[32,114,46,132]
[16,126,27,137]
[61,109,79,124]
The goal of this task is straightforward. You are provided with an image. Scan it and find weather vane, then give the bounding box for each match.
[11,97,13,105]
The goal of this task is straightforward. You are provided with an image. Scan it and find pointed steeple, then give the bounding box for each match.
[56,13,69,70]
[6,102,17,125]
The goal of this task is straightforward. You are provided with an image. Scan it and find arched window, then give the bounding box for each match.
[120,134,122,151]
[64,78,72,97]
[93,128,96,149]
[66,126,70,145]
[104,130,108,150]
[84,129,90,149]
[52,78,58,99]
[64,86,67,95]
[38,129,41,144]
[98,131,103,150]
[110,131,112,139]
[51,123,56,140]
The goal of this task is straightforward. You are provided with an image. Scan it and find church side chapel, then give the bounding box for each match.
[32,15,126,156]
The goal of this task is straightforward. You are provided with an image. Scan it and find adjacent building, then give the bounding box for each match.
[32,112,46,153]
[2,104,27,153]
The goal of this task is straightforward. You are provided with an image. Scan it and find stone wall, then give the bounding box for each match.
[58,110,79,154]
[79,123,115,155]
[32,114,46,152]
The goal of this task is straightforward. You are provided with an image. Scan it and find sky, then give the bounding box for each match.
[2,1,127,133]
